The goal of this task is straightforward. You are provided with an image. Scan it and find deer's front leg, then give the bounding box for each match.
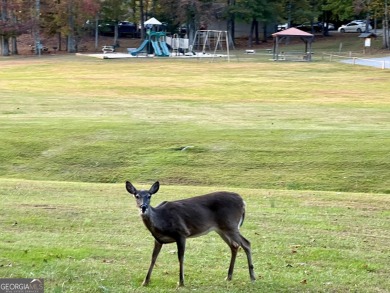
[176,237,186,287]
[142,240,163,286]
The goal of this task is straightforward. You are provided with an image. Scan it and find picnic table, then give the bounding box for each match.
[102,45,115,53]
[30,45,50,54]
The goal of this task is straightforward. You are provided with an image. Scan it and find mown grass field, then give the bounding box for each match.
[0,45,389,292]
[0,56,389,193]
[1,180,389,292]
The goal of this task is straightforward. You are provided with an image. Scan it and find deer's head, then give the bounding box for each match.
[126,181,160,214]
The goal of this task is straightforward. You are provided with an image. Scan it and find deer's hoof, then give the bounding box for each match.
[176,282,185,290]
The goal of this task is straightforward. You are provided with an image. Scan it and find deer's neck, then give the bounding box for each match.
[141,207,158,233]
[140,207,175,243]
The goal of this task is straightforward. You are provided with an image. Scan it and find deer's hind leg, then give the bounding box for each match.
[237,233,256,281]
[217,231,240,281]
[217,231,255,282]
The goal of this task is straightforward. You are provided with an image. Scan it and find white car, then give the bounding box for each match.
[277,23,288,31]
[338,21,372,33]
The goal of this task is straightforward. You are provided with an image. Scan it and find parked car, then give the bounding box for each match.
[322,22,335,30]
[98,21,138,37]
[295,22,322,33]
[338,21,372,33]
[118,21,138,36]
[277,23,288,31]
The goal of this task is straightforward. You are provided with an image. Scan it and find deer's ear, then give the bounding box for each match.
[149,181,160,195]
[126,181,137,195]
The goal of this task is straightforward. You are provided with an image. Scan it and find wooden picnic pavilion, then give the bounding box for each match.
[272,28,314,61]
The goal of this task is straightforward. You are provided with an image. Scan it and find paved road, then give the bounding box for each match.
[335,29,390,69]
[340,56,390,69]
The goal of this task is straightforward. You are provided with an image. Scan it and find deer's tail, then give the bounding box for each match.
[239,200,246,228]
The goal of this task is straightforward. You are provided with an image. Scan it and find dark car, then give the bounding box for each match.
[295,22,322,33]
[118,21,138,36]
[98,21,138,37]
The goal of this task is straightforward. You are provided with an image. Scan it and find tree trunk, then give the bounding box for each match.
[114,23,119,46]
[67,2,77,53]
[322,11,330,37]
[140,0,145,39]
[254,20,259,45]
[10,36,17,54]
[9,2,18,54]
[57,32,62,51]
[227,0,235,46]
[67,34,76,53]
[1,36,10,56]
[33,0,41,55]
[384,1,389,49]
[262,22,267,42]
[95,14,99,51]
[248,20,255,47]
[383,20,389,49]
[1,0,10,56]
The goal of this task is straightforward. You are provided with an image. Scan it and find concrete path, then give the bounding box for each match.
[341,56,390,69]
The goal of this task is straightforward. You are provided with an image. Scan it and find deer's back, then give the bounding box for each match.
[157,191,244,215]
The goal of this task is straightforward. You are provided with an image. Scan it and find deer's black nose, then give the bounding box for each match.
[141,204,148,213]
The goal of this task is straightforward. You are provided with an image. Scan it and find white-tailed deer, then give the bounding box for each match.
[125,181,256,287]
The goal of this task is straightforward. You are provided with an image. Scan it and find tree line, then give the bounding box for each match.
[1,0,389,56]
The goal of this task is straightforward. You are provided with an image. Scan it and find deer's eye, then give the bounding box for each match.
[135,195,140,199]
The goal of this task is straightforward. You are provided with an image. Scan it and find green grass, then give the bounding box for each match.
[0,46,389,292]
[0,56,389,193]
[0,179,389,292]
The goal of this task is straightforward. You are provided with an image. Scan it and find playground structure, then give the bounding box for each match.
[165,30,232,61]
[128,18,231,60]
[191,30,232,61]
[165,34,191,56]
[128,17,168,57]
[84,18,231,60]
[129,31,170,57]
